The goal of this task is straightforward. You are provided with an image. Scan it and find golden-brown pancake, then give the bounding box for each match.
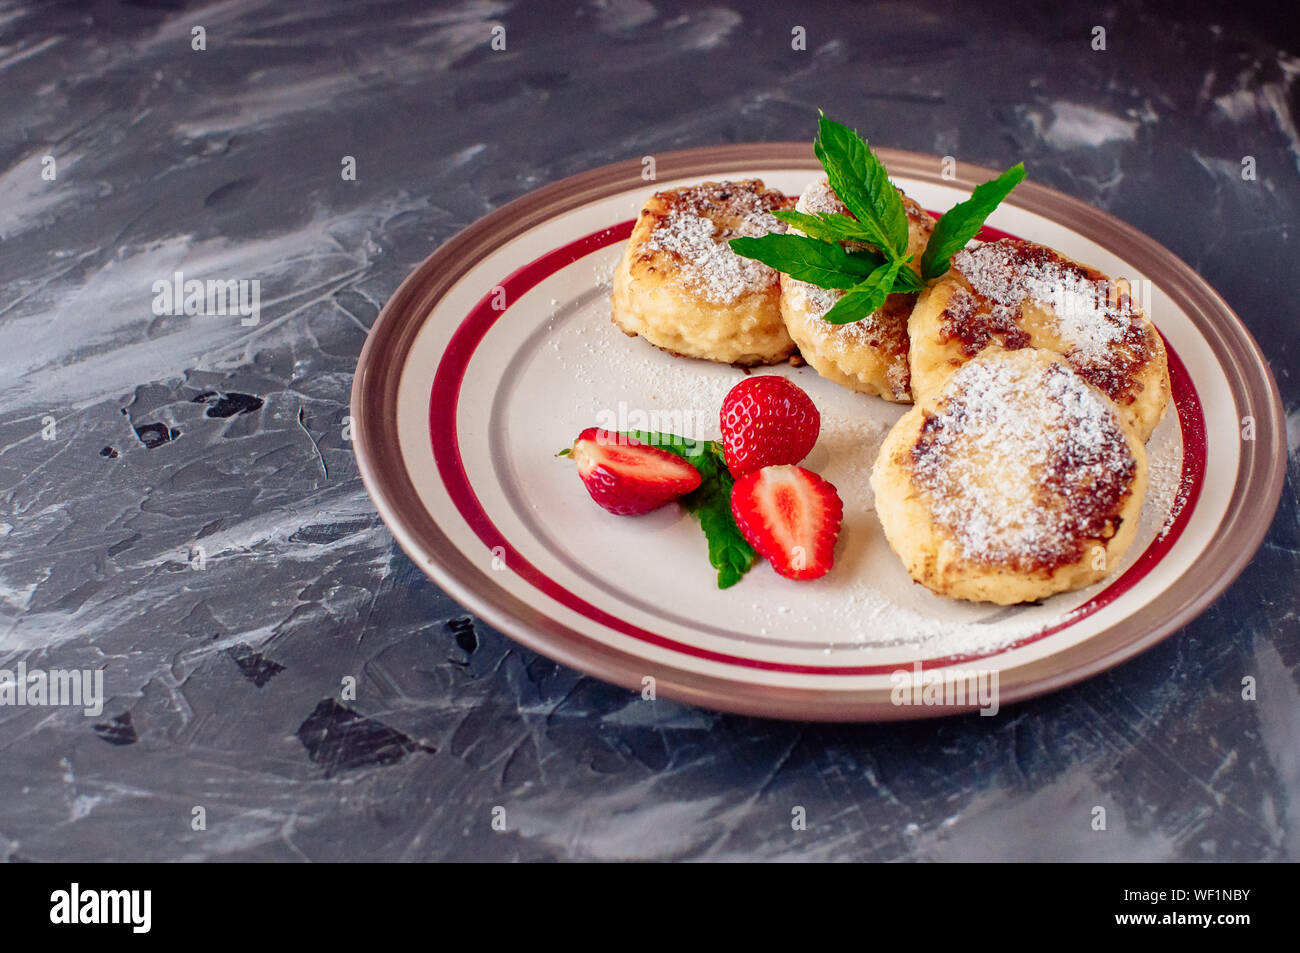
[779,179,935,402]
[871,348,1148,605]
[611,179,796,366]
[908,238,1170,441]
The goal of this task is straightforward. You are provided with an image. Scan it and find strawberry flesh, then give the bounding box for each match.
[730,465,843,580]
[570,428,702,516]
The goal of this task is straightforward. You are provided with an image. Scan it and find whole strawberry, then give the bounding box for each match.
[720,376,821,478]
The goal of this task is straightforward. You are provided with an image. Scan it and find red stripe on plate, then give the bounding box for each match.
[429,220,1207,675]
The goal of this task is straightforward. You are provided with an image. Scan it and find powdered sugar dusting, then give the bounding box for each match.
[798,178,847,217]
[1144,410,1184,540]
[910,355,1137,569]
[520,242,1183,661]
[787,179,848,318]
[801,283,842,319]
[952,240,1152,398]
[644,180,788,304]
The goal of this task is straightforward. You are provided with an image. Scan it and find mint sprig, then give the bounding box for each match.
[771,209,886,247]
[813,114,910,257]
[623,431,756,589]
[823,259,906,325]
[728,234,883,289]
[920,162,1026,279]
[729,114,1026,325]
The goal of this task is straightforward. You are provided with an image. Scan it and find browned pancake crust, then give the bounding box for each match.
[939,239,1161,408]
[778,183,934,401]
[908,358,1138,575]
[628,180,795,299]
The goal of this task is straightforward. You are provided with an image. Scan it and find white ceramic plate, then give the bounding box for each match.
[352,144,1285,720]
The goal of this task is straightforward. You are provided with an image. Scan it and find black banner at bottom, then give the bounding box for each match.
[0,860,1287,939]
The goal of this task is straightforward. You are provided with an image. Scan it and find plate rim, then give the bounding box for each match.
[351,142,1287,722]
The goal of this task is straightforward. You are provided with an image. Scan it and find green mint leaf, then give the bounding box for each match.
[683,444,757,589]
[729,234,884,290]
[891,262,923,293]
[821,259,905,325]
[693,496,755,588]
[622,432,756,589]
[771,209,885,247]
[920,162,1027,280]
[814,114,910,257]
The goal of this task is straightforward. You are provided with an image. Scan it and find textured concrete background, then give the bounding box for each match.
[0,0,1297,861]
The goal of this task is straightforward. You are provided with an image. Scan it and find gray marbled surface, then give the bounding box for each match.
[1,0,1297,862]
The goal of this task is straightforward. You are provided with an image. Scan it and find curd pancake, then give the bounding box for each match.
[779,180,936,402]
[871,348,1148,605]
[908,238,1170,441]
[611,180,797,366]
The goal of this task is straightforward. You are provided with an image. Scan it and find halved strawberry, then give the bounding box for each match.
[730,465,843,580]
[570,428,702,516]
